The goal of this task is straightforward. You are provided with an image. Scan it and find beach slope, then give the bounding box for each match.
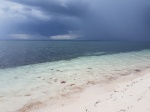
[49,72,150,112]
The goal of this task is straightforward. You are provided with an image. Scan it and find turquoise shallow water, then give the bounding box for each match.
[0,50,150,97]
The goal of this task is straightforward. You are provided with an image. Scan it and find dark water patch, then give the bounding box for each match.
[54,79,58,82]
[37,77,41,78]
[61,81,66,84]
[69,84,75,86]
[14,77,18,79]
[134,69,141,72]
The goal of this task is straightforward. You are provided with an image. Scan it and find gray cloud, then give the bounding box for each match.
[11,0,89,18]
[82,0,150,40]
[0,0,150,40]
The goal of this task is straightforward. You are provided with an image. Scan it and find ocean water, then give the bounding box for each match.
[0,41,150,111]
[0,41,150,69]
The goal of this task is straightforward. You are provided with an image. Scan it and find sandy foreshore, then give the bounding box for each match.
[13,68,150,112]
[1,50,150,112]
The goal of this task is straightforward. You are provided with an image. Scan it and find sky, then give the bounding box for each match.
[0,0,150,40]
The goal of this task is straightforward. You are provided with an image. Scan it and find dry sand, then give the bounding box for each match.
[33,70,150,112]
[1,69,150,112]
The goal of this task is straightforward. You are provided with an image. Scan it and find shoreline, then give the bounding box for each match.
[1,50,150,112]
[15,67,150,112]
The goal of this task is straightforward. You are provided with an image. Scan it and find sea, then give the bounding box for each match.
[0,40,150,111]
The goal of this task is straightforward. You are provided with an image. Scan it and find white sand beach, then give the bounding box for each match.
[36,69,150,112]
[2,68,149,112]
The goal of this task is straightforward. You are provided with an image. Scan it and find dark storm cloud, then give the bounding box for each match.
[0,0,86,39]
[11,0,88,17]
[0,0,150,40]
[17,18,81,37]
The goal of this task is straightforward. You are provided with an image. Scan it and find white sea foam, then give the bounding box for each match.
[0,50,150,111]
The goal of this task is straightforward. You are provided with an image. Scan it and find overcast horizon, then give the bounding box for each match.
[0,0,150,41]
